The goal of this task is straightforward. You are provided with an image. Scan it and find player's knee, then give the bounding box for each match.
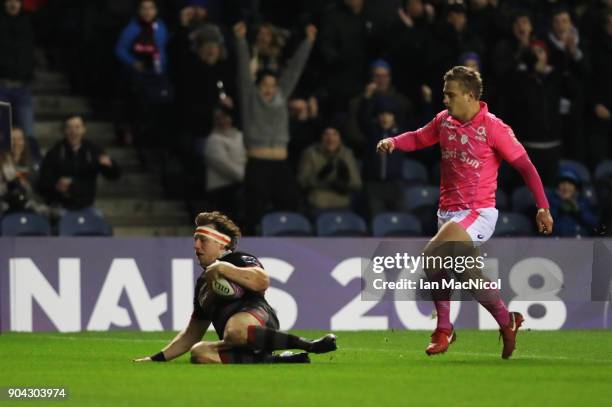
[223,325,247,346]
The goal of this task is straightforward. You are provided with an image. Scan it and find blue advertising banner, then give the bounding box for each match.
[0,237,611,332]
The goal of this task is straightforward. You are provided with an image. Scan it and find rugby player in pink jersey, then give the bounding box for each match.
[377,66,554,359]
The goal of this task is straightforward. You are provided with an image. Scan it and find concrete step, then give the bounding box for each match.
[105,148,143,171]
[97,199,188,226]
[34,95,92,118]
[106,213,189,227]
[96,199,186,216]
[32,70,71,94]
[97,172,163,198]
[112,225,193,237]
[35,121,115,149]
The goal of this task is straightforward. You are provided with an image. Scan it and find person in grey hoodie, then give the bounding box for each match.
[204,106,247,222]
[233,21,316,234]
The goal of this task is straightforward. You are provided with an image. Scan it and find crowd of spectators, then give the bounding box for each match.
[1,0,612,237]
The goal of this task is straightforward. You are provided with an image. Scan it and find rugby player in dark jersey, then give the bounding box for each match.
[134,211,337,364]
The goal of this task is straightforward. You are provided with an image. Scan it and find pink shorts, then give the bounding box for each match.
[437,207,498,244]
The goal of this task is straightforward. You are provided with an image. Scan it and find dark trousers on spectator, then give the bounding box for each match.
[244,157,298,235]
[0,83,34,138]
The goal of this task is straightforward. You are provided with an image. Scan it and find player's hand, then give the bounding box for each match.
[305,24,317,42]
[133,356,152,362]
[536,208,553,235]
[205,261,233,284]
[233,22,246,39]
[376,138,395,154]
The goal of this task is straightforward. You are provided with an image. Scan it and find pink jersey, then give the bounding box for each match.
[392,102,526,211]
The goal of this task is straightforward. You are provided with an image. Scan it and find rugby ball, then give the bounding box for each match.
[211,277,245,299]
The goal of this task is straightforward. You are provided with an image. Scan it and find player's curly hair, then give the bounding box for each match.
[444,65,483,100]
[195,211,241,250]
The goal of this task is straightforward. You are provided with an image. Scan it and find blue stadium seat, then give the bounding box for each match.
[494,212,533,237]
[401,159,428,185]
[582,185,599,208]
[261,212,312,236]
[372,212,422,237]
[560,160,591,184]
[316,211,367,237]
[403,185,440,211]
[58,207,112,236]
[403,186,440,236]
[495,188,509,211]
[511,186,553,214]
[1,212,51,236]
[595,160,612,180]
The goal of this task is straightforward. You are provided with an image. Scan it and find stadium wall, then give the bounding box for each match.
[1,238,611,332]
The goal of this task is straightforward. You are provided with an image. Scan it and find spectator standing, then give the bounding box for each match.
[204,106,246,222]
[234,21,316,234]
[0,0,35,139]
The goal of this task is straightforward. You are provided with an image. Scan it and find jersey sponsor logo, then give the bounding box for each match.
[475,126,487,142]
[441,149,480,169]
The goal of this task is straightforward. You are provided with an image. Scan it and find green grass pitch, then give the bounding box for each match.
[1,330,611,406]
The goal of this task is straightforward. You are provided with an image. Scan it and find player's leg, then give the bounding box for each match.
[421,220,471,355]
[225,311,337,354]
[190,340,224,364]
[454,211,524,358]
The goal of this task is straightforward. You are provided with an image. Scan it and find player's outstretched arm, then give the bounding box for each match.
[134,318,210,362]
[206,261,269,293]
[377,115,441,154]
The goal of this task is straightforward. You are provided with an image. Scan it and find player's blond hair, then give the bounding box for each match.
[195,211,241,250]
[444,66,483,100]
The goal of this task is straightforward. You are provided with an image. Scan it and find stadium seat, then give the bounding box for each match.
[0,212,51,236]
[511,186,553,214]
[261,212,312,236]
[595,160,612,180]
[401,159,428,185]
[494,212,533,237]
[58,207,112,236]
[372,212,422,237]
[582,185,599,208]
[560,160,591,184]
[403,186,440,236]
[316,211,367,237]
[496,188,509,211]
[403,185,440,211]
